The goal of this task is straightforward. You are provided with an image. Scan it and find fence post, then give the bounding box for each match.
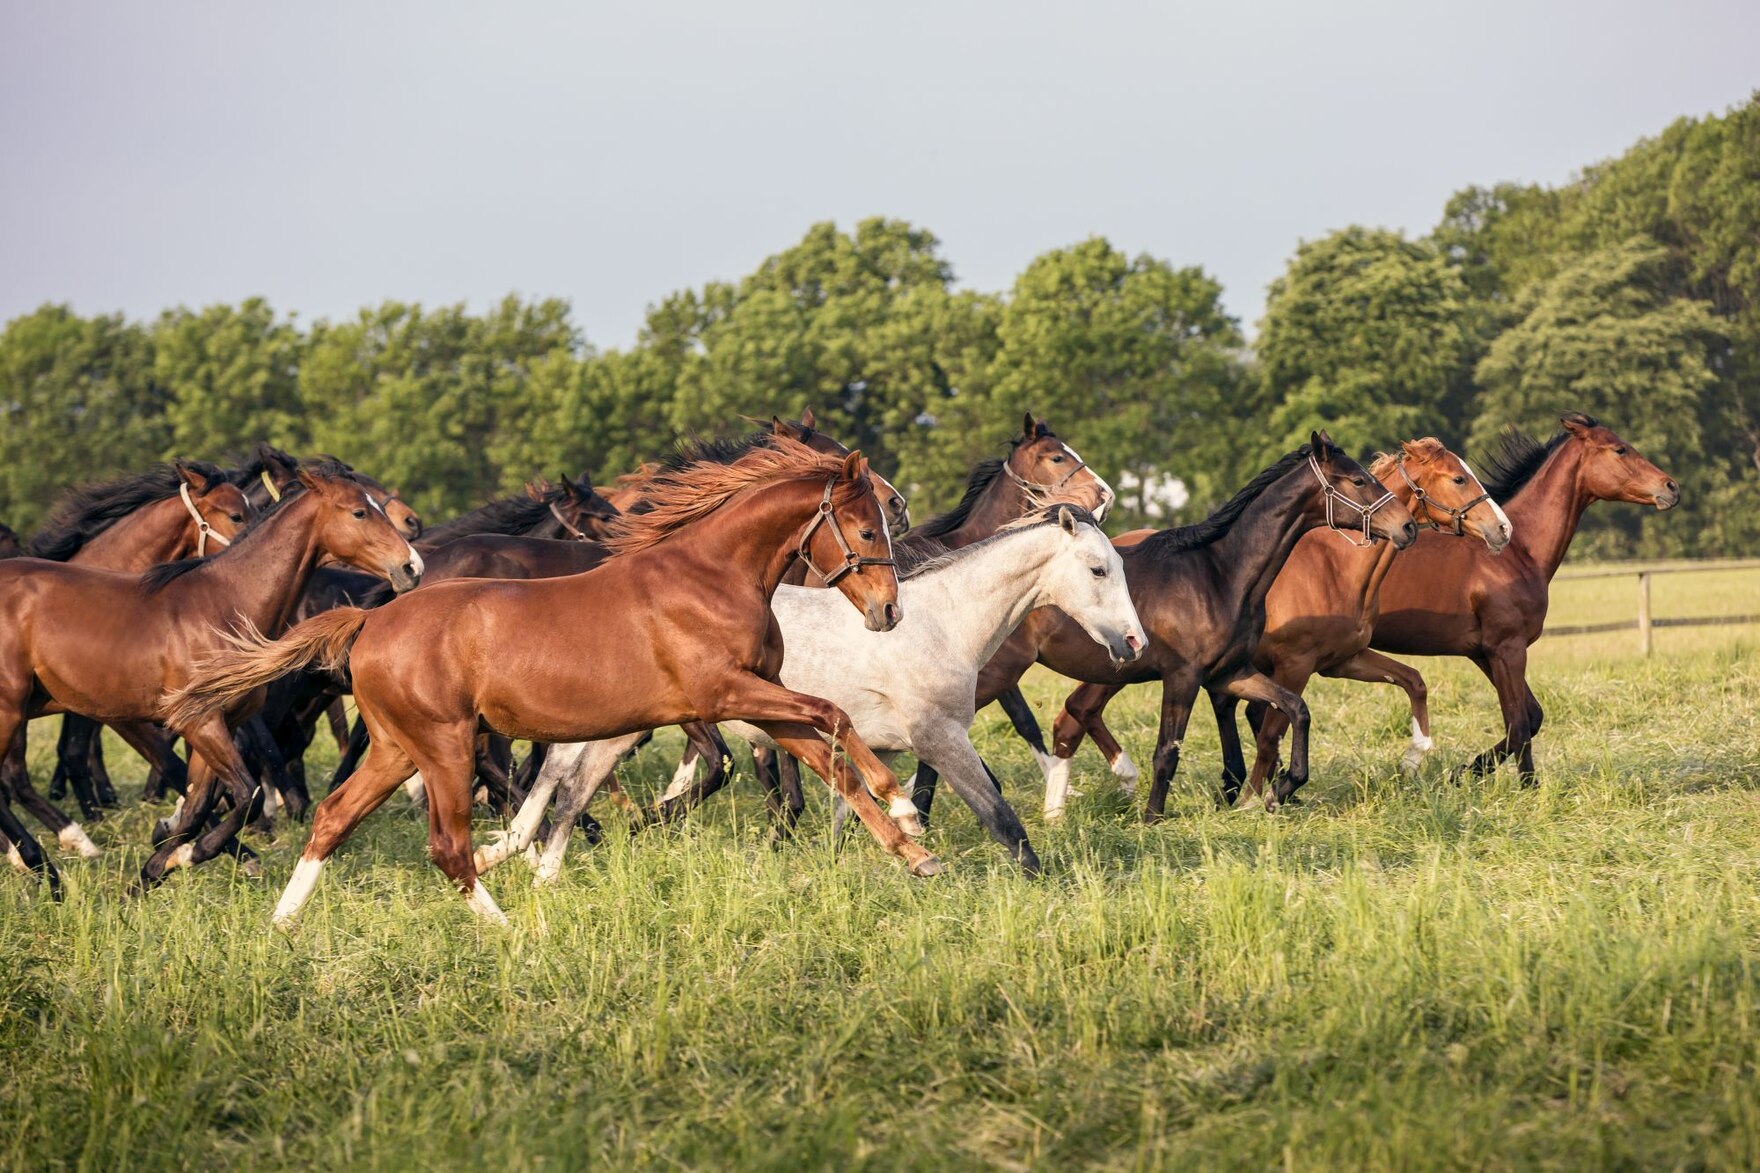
[1637,571,1653,656]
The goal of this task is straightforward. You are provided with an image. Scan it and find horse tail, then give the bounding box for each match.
[164,609,369,729]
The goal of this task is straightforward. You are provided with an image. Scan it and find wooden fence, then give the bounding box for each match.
[1545,559,1760,655]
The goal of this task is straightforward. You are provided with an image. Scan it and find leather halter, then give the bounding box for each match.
[1394,454,1491,537]
[178,481,232,557]
[260,469,283,502]
[1002,446,1089,497]
[1307,451,1396,548]
[795,476,894,586]
[548,499,590,541]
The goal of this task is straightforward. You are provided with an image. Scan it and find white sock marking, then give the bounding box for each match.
[403,774,426,804]
[660,756,697,803]
[273,856,325,928]
[1111,750,1140,787]
[463,880,508,925]
[5,845,27,874]
[58,823,101,858]
[165,843,196,871]
[1044,757,1073,819]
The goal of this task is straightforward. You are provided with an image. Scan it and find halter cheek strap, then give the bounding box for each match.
[179,481,232,557]
[795,476,895,586]
[260,469,283,502]
[1395,455,1491,537]
[1002,450,1089,497]
[1308,452,1396,548]
[548,499,589,541]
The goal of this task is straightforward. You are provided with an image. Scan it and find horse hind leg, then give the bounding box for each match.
[409,722,508,922]
[0,798,62,899]
[2,732,99,857]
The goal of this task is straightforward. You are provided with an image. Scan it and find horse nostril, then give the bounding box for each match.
[1665,480,1679,494]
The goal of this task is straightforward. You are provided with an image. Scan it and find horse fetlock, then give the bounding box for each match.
[889,796,926,838]
[57,823,101,858]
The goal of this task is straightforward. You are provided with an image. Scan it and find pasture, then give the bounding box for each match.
[2,566,1758,1170]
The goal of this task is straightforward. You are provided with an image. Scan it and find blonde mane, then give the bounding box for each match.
[1369,437,1447,481]
[603,435,864,556]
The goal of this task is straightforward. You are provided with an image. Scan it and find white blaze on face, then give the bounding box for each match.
[1459,459,1512,536]
[1064,444,1114,521]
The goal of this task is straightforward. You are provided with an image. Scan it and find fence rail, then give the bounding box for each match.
[1546,559,1760,654]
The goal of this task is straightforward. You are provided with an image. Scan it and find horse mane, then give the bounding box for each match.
[27,460,228,562]
[1140,442,1331,557]
[902,459,1006,549]
[898,504,1100,580]
[1477,420,1588,502]
[420,483,569,545]
[138,461,351,594]
[604,435,849,556]
[225,443,300,487]
[1366,438,1447,483]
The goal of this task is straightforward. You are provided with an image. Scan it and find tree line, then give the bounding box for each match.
[4,94,1756,557]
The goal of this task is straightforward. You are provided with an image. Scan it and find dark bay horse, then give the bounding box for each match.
[0,523,23,559]
[416,474,618,549]
[1370,413,1679,781]
[939,433,1417,824]
[0,465,424,893]
[169,439,934,926]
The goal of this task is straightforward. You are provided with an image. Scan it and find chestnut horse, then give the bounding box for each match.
[0,465,423,894]
[1370,413,1679,781]
[1073,438,1512,806]
[9,461,253,855]
[169,439,934,926]
[932,433,1417,824]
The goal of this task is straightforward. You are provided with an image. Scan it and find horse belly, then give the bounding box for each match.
[473,636,689,744]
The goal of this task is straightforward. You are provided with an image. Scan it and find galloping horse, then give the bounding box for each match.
[943,433,1417,823]
[0,465,423,893]
[7,462,253,854]
[0,524,20,559]
[169,439,934,927]
[415,474,619,549]
[1370,413,1678,781]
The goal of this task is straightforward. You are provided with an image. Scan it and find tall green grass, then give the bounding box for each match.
[2,571,1758,1168]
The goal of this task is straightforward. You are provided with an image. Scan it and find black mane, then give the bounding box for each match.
[1140,443,1329,557]
[901,459,1006,552]
[420,484,569,546]
[27,461,227,562]
[224,443,301,487]
[1476,423,1583,503]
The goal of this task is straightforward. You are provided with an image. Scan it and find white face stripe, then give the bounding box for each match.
[1458,458,1512,532]
[1062,444,1116,518]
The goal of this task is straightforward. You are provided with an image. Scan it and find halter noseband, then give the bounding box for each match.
[178,481,232,557]
[1394,454,1491,537]
[795,476,895,586]
[548,499,590,541]
[1307,451,1396,548]
[1002,447,1089,497]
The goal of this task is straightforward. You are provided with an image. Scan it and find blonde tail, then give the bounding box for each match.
[163,609,369,728]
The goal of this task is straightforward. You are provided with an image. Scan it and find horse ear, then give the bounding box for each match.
[1023,411,1037,439]
[575,468,594,492]
[800,406,815,429]
[1560,412,1595,434]
[1034,416,1051,439]
[1058,505,1079,534]
[770,416,790,436]
[1309,429,1326,456]
[295,466,323,493]
[840,450,863,482]
[173,460,215,494]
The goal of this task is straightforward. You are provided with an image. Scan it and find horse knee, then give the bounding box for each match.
[1051,708,1085,757]
[427,834,474,887]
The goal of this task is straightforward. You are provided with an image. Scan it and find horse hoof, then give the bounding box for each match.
[909,854,943,878]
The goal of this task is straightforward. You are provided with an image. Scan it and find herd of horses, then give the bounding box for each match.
[0,408,1680,925]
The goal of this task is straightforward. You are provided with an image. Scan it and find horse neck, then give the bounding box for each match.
[1205,470,1321,611]
[946,478,1032,550]
[640,476,838,600]
[171,494,327,636]
[1502,444,1593,582]
[1344,468,1425,613]
[67,497,194,571]
[909,528,1051,666]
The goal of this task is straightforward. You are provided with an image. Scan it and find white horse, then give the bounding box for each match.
[477,504,1146,880]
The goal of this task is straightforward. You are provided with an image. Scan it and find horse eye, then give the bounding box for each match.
[1451,476,1465,486]
[859,529,876,542]
[352,508,368,519]
[1351,476,1367,487]
[1051,455,1065,463]
[1615,446,1628,455]
[229,513,244,523]
[1090,566,1106,578]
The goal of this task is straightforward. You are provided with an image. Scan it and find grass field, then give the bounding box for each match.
[3,564,1759,1169]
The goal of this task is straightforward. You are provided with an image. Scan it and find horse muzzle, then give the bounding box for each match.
[1109,630,1146,666]
[865,599,903,633]
[1654,482,1681,511]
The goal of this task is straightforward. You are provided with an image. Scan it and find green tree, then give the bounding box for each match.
[1258,227,1472,457]
[989,238,1246,523]
[153,298,307,461]
[0,306,169,533]
[1470,238,1723,555]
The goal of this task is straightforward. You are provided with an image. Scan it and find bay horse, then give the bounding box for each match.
[415,474,619,549]
[932,433,1417,824]
[11,461,253,847]
[168,439,935,926]
[0,465,423,893]
[1369,413,1678,781]
[1070,438,1512,806]
[488,504,1144,882]
[0,523,20,559]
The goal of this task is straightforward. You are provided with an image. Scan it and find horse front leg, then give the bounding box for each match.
[1215,671,1310,810]
[1321,649,1432,776]
[1047,681,1126,820]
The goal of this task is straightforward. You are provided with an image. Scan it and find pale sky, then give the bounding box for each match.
[2,1,1754,348]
